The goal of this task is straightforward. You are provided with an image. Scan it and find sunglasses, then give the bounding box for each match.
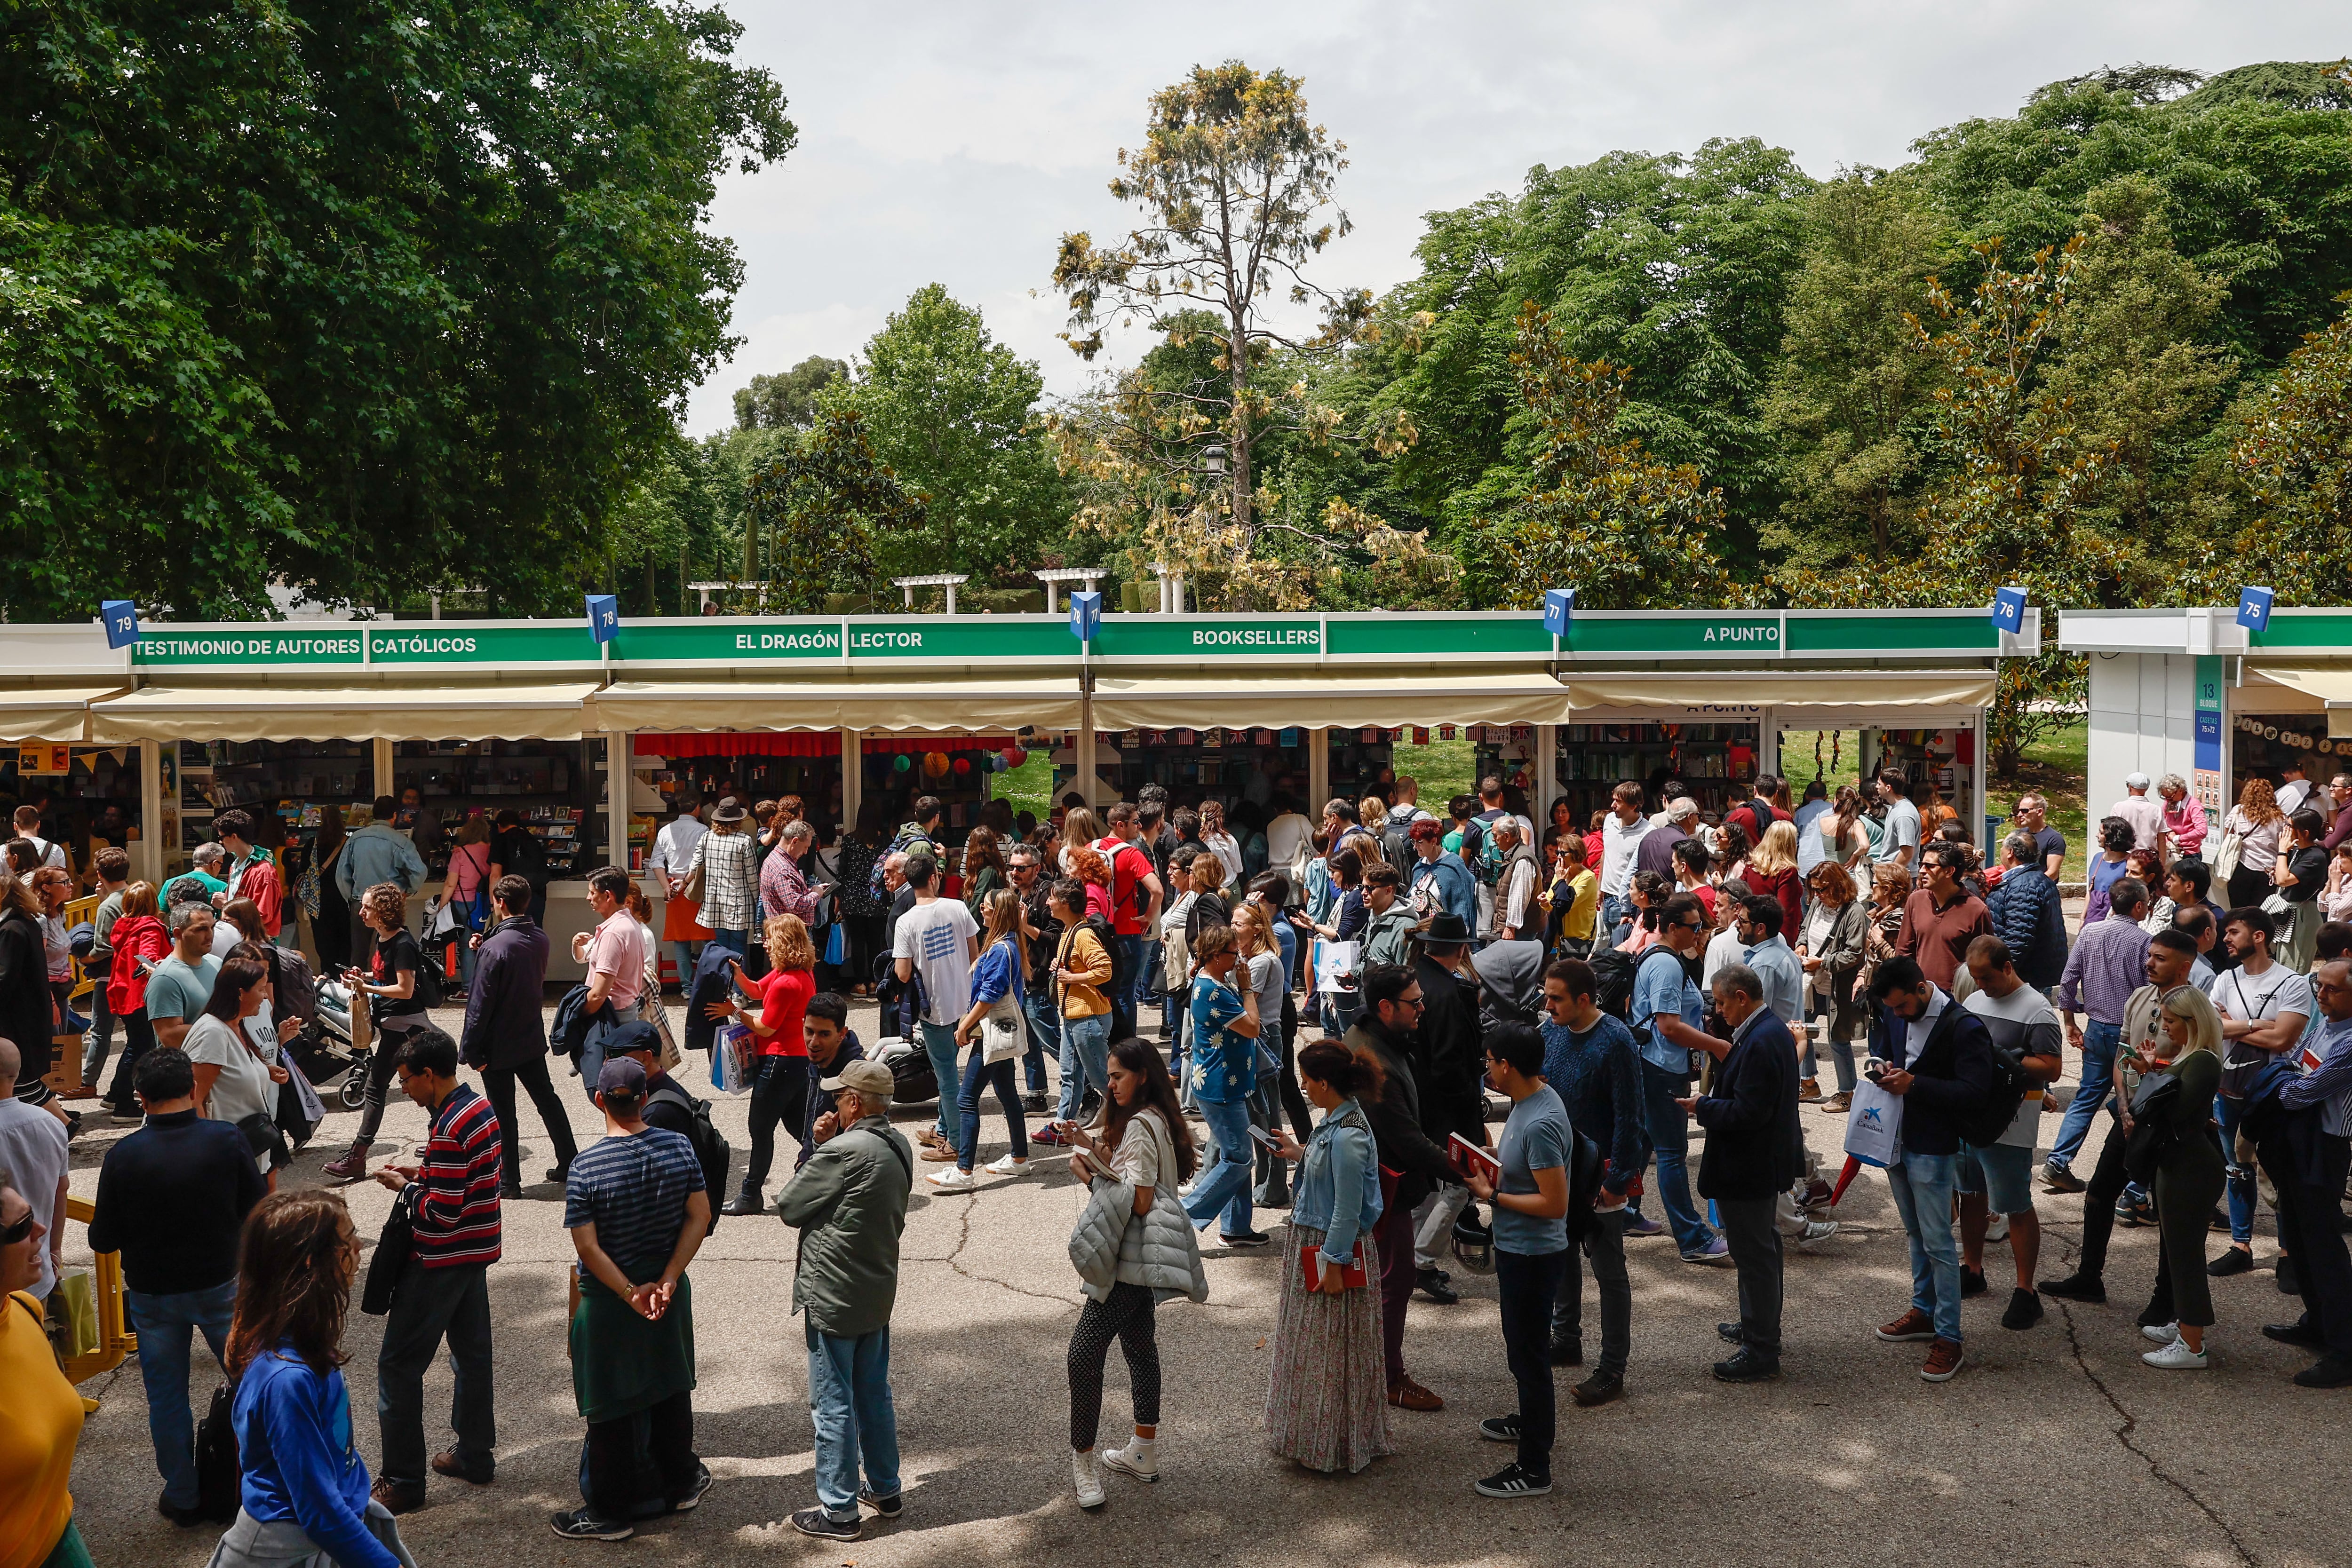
[0,1208,33,1247]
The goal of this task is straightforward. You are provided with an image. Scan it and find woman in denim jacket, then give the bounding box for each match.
[1263,1038,1392,1474]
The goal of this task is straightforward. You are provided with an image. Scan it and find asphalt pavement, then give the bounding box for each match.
[50,995,2348,1568]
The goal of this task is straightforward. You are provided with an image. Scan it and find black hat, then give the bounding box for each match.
[1411,911,1474,947]
[604,1021,661,1059]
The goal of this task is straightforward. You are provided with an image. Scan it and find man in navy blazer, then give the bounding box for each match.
[1670,962,1801,1383]
[1865,954,1996,1384]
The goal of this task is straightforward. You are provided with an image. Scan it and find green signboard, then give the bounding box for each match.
[1326,616,1553,660]
[1560,614,1783,656]
[365,625,600,665]
[2249,612,2352,651]
[1091,616,1324,659]
[843,618,1071,662]
[612,620,842,663]
[1785,613,1998,655]
[135,629,366,667]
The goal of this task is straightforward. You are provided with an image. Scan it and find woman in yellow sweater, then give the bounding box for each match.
[0,1165,90,1568]
[1049,875,1116,1129]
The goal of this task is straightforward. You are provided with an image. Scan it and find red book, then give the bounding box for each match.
[1447,1132,1501,1184]
[1299,1246,1369,1291]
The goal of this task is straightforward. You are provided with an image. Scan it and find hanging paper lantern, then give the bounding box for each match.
[892,753,914,773]
[924,750,952,778]
[1001,747,1024,770]
[953,756,972,775]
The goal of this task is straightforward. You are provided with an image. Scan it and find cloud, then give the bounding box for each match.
[683,0,2343,434]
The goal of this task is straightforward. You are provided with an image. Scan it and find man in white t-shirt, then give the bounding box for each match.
[1875,769,1921,869]
[1598,782,1652,941]
[2275,759,2315,819]
[0,1039,68,1300]
[2205,906,2313,1276]
[892,852,979,1154]
[1956,935,2065,1331]
[10,805,67,872]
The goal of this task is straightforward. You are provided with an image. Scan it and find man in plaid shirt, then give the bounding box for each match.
[371,1029,504,1513]
[690,799,762,956]
[760,818,825,924]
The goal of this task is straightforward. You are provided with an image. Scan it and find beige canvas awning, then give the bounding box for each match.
[88,684,599,743]
[1089,672,1573,730]
[1562,673,1995,714]
[591,678,1084,734]
[0,687,127,742]
[2248,665,2352,736]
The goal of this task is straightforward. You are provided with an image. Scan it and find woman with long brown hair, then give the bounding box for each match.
[933,888,1035,1188]
[1817,784,1871,873]
[2222,775,2288,910]
[1060,1035,1199,1506]
[1797,860,1867,1110]
[960,825,1006,917]
[218,1189,415,1568]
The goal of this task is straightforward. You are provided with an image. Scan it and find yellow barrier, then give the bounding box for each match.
[64,891,99,1002]
[61,1194,135,1383]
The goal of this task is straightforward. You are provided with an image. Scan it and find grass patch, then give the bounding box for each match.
[988,749,1054,822]
[1389,738,1478,808]
[1998,717,2089,884]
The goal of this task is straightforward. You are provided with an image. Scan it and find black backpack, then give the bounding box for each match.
[194,1381,241,1522]
[648,1083,734,1234]
[1958,1030,2033,1149]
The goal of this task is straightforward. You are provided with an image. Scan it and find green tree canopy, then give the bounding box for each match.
[735,356,848,430]
[0,0,793,620]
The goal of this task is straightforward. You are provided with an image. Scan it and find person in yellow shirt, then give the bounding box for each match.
[1548,836,1601,958]
[0,1167,89,1568]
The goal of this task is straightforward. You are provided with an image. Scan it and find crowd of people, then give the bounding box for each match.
[3,756,2351,1564]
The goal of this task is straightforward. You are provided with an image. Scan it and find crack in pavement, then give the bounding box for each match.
[942,1193,1088,1307]
[2045,1235,2258,1568]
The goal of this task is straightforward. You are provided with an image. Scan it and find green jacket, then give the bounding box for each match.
[1361,903,1420,972]
[775,1115,912,1338]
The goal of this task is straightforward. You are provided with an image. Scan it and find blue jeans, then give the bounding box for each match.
[2217,1091,2255,1247]
[2050,1019,2120,1171]
[955,1045,1031,1170]
[708,927,748,958]
[667,939,704,990]
[79,980,117,1086]
[1180,1097,1255,1237]
[125,1280,237,1509]
[1885,1149,1965,1342]
[1115,934,1147,1036]
[1638,1058,1714,1253]
[376,1259,495,1487]
[1057,1012,1112,1122]
[919,1020,962,1138]
[1020,992,1057,1094]
[806,1324,899,1522]
[1600,894,1634,945]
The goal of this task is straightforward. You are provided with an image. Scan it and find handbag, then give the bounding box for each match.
[681,855,707,904]
[194,1380,241,1522]
[361,1184,420,1316]
[981,994,1027,1064]
[2121,1071,2184,1185]
[823,919,845,968]
[2214,829,2244,882]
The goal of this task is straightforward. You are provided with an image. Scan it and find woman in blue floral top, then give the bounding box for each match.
[1178,924,1268,1246]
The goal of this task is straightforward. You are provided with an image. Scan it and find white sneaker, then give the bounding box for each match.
[987,1153,1031,1177]
[2141,1321,2180,1346]
[1986,1212,2010,1244]
[1100,1440,1160,1482]
[928,1166,977,1190]
[1798,1219,1839,1249]
[1073,1450,1105,1510]
[2142,1337,2209,1370]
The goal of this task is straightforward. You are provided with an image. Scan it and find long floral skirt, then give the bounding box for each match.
[1263,1223,1395,1474]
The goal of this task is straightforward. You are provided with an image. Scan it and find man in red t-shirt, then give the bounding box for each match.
[1097,802,1165,1041]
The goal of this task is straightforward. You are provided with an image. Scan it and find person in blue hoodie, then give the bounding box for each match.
[214,1189,415,1568]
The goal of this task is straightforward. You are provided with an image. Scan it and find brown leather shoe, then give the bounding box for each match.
[1797,1077,1822,1103]
[430,1450,493,1485]
[919,1142,958,1162]
[1387,1377,1444,1412]
[1819,1091,1852,1114]
[1875,1307,1936,1343]
[370,1477,425,1515]
[1920,1336,1966,1382]
[322,1140,372,1182]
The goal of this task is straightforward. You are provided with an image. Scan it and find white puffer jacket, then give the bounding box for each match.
[1067,1117,1209,1305]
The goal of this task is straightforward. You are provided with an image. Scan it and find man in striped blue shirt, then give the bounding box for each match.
[555,1057,713,1540]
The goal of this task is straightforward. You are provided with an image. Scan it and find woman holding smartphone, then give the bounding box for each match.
[1264,1038,1391,1474]
[1059,1037,1197,1507]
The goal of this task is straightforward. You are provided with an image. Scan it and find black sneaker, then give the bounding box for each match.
[669,1462,715,1512]
[1219,1229,1272,1249]
[2264,1320,2325,1349]
[791,1507,860,1541]
[498,1180,524,1200]
[858,1486,903,1518]
[156,1493,209,1528]
[1477,1413,1522,1444]
[1713,1349,1781,1383]
[1548,1335,1582,1367]
[722,1189,766,1217]
[1022,1092,1048,1113]
[1473,1460,1552,1498]
[1716,1321,1744,1346]
[1959,1267,1988,1299]
[2039,1273,2106,1304]
[2040,1161,2085,1194]
[1570,1370,1624,1408]
[550,1508,634,1541]
[2001,1288,2043,1331]
[2208,1246,2254,1277]
[2293,1356,2352,1389]
[2115,1196,2155,1227]
[546,1164,570,1185]
[1416,1267,1461,1305]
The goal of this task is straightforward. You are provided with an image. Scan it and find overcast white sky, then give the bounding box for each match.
[686,1,2340,434]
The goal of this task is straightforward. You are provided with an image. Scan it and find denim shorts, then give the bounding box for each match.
[1958,1140,2035,1214]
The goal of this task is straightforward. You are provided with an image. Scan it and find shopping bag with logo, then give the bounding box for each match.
[713,1021,752,1095]
[1843,1076,1905,1169]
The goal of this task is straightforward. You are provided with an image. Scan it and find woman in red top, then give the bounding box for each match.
[707,913,817,1215]
[100,880,171,1115]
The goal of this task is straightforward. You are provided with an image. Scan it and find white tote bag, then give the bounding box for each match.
[1843,1076,1906,1168]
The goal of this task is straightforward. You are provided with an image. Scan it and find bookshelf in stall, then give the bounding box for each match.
[174,739,373,887]
[1549,721,1760,823]
[1872,728,1972,828]
[392,742,594,881]
[1112,726,1310,799]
